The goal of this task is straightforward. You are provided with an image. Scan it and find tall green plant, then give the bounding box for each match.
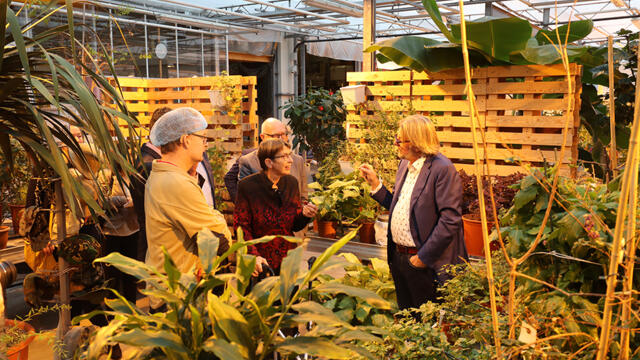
[78,229,389,359]
[281,87,346,162]
[0,4,141,217]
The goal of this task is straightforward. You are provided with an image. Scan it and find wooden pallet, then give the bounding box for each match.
[108,76,259,157]
[346,64,581,177]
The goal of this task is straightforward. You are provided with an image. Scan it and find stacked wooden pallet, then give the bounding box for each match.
[345,64,581,177]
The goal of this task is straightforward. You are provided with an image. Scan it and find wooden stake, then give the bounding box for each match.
[608,36,618,178]
[616,43,640,360]
[54,180,70,360]
[457,1,502,357]
[596,38,640,360]
[362,0,376,72]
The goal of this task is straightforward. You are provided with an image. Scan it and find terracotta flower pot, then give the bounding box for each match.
[0,226,9,250]
[9,205,25,234]
[316,220,337,239]
[358,222,375,244]
[4,319,36,360]
[462,214,498,257]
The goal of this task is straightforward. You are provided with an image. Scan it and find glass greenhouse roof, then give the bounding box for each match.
[103,0,638,43]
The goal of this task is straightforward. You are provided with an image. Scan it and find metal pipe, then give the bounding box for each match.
[242,0,350,25]
[144,14,149,78]
[175,27,179,77]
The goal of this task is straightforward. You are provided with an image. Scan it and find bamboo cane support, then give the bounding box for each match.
[457,1,502,357]
[608,36,618,178]
[615,45,640,360]
[55,180,71,360]
[596,41,640,360]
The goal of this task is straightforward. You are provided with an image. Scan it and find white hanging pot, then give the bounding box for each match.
[340,85,366,105]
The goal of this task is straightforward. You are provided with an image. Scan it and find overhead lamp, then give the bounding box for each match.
[156,15,231,31]
[304,0,363,17]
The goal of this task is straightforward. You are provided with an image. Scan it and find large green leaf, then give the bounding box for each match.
[421,0,456,42]
[519,38,589,65]
[280,245,304,305]
[535,20,593,45]
[451,16,532,62]
[197,228,220,274]
[202,338,246,360]
[365,36,441,73]
[110,328,187,353]
[94,252,162,286]
[207,292,253,355]
[291,301,351,328]
[276,336,354,359]
[314,283,392,310]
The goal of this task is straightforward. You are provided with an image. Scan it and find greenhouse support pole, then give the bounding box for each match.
[55,179,70,358]
[362,0,375,71]
[608,36,618,178]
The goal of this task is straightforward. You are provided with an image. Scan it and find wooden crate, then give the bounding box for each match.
[345,64,582,177]
[108,75,259,158]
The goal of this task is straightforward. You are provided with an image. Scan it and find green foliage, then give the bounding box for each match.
[1,304,69,357]
[0,139,31,222]
[314,254,397,327]
[0,4,141,218]
[309,172,379,223]
[281,87,346,162]
[366,0,593,72]
[206,145,228,212]
[78,229,388,359]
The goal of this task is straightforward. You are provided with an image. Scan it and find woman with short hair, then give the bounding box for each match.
[360,114,467,309]
[234,139,317,275]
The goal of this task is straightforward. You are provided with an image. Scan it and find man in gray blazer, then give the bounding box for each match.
[360,114,467,310]
[224,118,308,202]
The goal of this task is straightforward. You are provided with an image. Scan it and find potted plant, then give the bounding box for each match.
[1,319,36,360]
[281,87,346,162]
[459,170,524,256]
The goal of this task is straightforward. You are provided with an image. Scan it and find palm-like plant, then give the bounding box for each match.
[0,2,141,217]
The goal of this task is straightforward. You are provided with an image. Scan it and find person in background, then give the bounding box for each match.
[234,139,317,275]
[224,117,308,203]
[132,107,218,261]
[144,107,231,311]
[359,114,467,310]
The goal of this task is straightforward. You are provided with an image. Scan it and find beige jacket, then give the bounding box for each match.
[145,161,231,282]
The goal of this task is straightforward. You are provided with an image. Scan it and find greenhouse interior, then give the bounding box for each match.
[1,0,640,359]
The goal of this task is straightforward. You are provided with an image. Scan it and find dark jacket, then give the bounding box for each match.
[372,153,468,282]
[223,148,254,203]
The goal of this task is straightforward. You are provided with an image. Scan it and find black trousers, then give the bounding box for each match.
[105,232,140,303]
[389,249,438,310]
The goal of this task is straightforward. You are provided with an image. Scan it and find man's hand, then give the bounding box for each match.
[252,256,269,277]
[359,164,380,190]
[302,202,318,218]
[409,255,427,269]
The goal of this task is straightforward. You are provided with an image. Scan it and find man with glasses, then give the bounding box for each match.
[145,107,231,312]
[224,117,308,203]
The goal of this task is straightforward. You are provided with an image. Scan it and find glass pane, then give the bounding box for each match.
[148,26,177,78]
[177,31,202,77]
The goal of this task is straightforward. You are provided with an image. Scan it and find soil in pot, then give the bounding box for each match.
[358,222,375,244]
[0,226,9,250]
[2,319,35,360]
[316,220,336,239]
[9,205,25,234]
[462,214,498,257]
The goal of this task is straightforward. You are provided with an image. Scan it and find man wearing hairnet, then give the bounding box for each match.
[145,107,231,311]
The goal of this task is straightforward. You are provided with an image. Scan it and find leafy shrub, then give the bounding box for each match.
[458,170,525,220]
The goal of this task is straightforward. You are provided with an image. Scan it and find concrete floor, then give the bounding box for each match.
[4,248,344,359]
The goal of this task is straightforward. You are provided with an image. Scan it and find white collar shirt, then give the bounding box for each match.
[390,157,426,248]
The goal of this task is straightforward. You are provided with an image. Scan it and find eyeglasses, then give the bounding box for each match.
[190,133,209,144]
[264,132,289,139]
[274,152,293,160]
[394,136,410,146]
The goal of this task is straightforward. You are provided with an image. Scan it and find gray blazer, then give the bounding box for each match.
[237,150,308,201]
[372,153,467,282]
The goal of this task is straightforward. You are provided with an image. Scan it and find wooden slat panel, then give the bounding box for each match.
[486,80,576,94]
[413,83,486,96]
[485,115,570,128]
[367,85,411,96]
[485,98,567,111]
[412,98,486,112]
[347,71,411,82]
[440,146,573,162]
[485,63,579,78]
[454,163,571,177]
[206,128,243,138]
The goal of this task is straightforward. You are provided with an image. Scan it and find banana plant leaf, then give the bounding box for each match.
[451,16,532,62]
[365,36,441,73]
[421,0,457,42]
[516,38,589,64]
[535,20,594,45]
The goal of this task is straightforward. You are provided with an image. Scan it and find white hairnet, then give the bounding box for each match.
[149,107,208,146]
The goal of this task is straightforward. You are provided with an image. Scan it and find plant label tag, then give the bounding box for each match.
[518,321,537,344]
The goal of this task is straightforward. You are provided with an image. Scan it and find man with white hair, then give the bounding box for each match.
[145,107,231,310]
[224,117,308,202]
